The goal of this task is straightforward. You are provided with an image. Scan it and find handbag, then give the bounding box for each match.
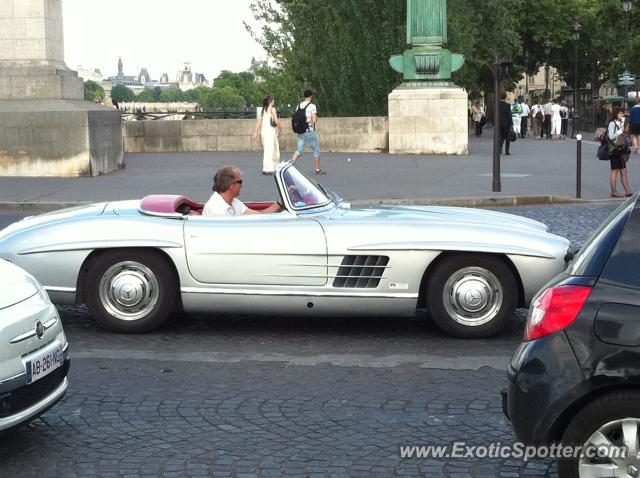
[270,116,277,128]
[597,142,610,161]
[598,123,613,160]
[509,128,517,142]
[479,115,486,127]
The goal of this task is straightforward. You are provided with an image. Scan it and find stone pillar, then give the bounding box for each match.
[388,85,468,155]
[0,0,123,176]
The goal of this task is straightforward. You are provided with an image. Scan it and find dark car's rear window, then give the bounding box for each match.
[567,198,635,278]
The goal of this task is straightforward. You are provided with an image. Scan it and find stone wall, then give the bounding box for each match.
[123,117,389,153]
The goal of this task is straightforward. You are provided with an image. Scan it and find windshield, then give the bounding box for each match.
[282,165,332,210]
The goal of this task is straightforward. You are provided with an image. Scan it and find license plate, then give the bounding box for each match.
[25,345,63,384]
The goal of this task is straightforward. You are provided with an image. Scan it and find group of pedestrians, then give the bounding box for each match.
[252,89,325,176]
[470,94,576,156]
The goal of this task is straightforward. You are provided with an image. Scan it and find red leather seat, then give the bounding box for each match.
[140,195,204,215]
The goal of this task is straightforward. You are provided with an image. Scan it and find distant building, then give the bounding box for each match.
[175,62,209,91]
[138,68,151,84]
[75,66,104,83]
[106,57,143,88]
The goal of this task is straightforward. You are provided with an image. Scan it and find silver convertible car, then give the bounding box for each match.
[0,161,570,338]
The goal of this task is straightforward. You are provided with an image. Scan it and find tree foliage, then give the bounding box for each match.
[246,0,640,115]
[110,84,136,103]
[84,80,105,101]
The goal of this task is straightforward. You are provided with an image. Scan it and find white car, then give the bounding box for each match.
[0,259,69,432]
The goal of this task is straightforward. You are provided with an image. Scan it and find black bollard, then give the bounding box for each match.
[576,134,582,199]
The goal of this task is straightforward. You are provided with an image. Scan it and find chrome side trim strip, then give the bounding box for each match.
[18,239,183,255]
[181,286,417,299]
[347,241,556,259]
[44,286,76,293]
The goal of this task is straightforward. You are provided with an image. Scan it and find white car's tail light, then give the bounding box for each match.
[524,285,592,341]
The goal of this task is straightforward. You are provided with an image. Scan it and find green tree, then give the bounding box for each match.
[213,70,259,106]
[110,84,136,103]
[201,86,246,108]
[247,0,405,116]
[136,89,156,102]
[84,80,105,101]
[159,88,185,102]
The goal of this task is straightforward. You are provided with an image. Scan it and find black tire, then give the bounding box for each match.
[84,249,177,333]
[425,254,517,338]
[558,390,640,478]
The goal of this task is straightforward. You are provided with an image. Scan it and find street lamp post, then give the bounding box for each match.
[544,37,553,99]
[622,0,634,106]
[572,17,582,138]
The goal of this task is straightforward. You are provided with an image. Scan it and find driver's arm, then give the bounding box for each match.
[242,201,283,215]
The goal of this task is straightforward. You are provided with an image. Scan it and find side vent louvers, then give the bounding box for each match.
[333,255,389,288]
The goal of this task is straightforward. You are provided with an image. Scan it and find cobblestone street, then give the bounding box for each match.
[0,203,621,477]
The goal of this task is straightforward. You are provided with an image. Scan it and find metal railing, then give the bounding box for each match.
[121,108,257,121]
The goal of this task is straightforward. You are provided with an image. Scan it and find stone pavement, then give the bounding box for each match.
[0,131,625,213]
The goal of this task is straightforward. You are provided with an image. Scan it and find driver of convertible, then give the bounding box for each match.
[202,165,283,217]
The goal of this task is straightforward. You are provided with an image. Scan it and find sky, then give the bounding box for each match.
[62,0,266,81]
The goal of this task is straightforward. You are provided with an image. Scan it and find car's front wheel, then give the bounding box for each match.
[85,249,177,333]
[559,390,640,478]
[425,254,517,338]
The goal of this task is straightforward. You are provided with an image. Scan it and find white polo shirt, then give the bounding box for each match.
[202,192,248,217]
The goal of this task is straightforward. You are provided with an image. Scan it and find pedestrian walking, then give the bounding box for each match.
[550,99,562,140]
[471,100,485,137]
[559,101,569,139]
[520,98,530,138]
[499,92,513,155]
[629,97,640,154]
[543,98,553,138]
[511,100,523,136]
[291,89,325,174]
[252,95,282,175]
[606,107,633,198]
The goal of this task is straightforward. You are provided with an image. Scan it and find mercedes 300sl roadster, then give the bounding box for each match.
[0,161,570,338]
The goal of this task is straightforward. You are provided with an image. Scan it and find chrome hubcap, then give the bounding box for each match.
[579,418,640,478]
[99,261,159,321]
[442,267,503,326]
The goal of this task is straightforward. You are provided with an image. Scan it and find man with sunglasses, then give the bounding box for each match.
[202,165,283,216]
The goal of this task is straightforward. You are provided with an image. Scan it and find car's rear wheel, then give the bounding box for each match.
[559,391,640,478]
[85,249,177,333]
[425,254,516,338]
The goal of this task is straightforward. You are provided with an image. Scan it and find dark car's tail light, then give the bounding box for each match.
[524,285,592,341]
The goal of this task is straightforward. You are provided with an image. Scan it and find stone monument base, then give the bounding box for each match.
[0,100,123,176]
[388,85,468,155]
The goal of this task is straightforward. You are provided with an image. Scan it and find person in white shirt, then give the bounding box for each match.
[550,99,562,140]
[520,99,531,138]
[202,165,283,217]
[291,89,325,175]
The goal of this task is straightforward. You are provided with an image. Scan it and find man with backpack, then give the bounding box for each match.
[291,89,325,174]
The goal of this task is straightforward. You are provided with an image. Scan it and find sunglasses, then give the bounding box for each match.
[233,179,243,185]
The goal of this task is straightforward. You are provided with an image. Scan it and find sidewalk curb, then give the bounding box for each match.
[351,196,617,208]
[0,196,619,215]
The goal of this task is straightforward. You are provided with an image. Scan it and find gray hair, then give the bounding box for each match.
[213,165,239,193]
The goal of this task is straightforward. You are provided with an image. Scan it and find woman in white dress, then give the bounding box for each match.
[252,95,282,175]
